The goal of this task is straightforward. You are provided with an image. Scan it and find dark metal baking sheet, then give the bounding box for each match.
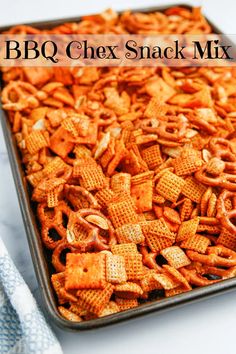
[1,3,236,331]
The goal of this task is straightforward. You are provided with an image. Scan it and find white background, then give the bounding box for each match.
[0,0,236,353]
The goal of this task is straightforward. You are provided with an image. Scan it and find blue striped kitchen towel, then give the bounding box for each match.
[0,237,63,354]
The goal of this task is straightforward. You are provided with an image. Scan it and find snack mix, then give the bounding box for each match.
[2,6,236,322]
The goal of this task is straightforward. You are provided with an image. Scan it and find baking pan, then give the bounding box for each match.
[1,4,236,331]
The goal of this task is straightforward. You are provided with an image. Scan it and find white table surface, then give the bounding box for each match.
[1,0,236,353]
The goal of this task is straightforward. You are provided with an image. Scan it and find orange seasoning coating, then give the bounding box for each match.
[2,6,236,322]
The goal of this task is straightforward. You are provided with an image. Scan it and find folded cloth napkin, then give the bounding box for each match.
[0,237,63,354]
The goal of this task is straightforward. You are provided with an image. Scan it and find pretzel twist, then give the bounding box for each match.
[1,81,45,111]
[67,208,116,251]
[195,166,236,191]
[217,190,236,233]
[209,138,236,173]
[186,245,236,268]
[37,201,71,249]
